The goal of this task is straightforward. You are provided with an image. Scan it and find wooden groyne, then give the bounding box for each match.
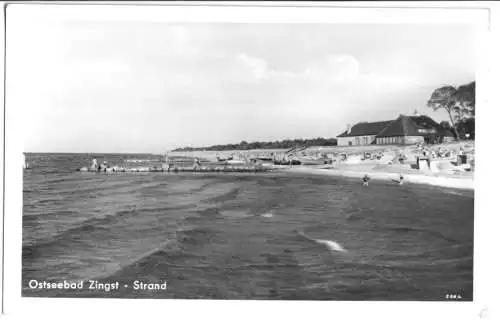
[77,165,272,173]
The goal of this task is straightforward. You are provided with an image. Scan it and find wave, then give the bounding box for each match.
[176,226,218,246]
[84,239,180,281]
[22,203,196,260]
[189,179,221,194]
[215,209,275,220]
[85,226,219,281]
[202,187,241,204]
[33,169,70,175]
[315,239,347,252]
[22,216,116,260]
[295,230,347,253]
[442,189,468,197]
[348,254,473,274]
[382,226,459,243]
[40,186,108,197]
[196,206,221,218]
[33,197,64,204]
[218,210,253,219]
[43,176,82,185]
[260,212,274,218]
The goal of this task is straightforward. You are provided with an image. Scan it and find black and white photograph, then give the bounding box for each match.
[1,2,498,319]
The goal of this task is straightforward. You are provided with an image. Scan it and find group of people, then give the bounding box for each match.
[90,158,113,172]
[415,143,469,161]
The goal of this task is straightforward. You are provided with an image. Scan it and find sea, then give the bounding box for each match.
[22,153,474,300]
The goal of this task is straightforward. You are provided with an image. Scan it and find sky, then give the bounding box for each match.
[7,10,477,153]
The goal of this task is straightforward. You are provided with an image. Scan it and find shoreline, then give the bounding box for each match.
[282,166,474,190]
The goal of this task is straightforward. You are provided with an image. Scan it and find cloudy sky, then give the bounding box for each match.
[8,11,477,153]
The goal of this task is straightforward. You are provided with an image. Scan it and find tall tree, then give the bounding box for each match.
[427,81,475,139]
[455,81,475,119]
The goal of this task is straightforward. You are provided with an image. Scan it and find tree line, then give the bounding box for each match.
[172,137,338,152]
[427,81,475,139]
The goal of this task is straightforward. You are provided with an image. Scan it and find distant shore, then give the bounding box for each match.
[283,166,474,190]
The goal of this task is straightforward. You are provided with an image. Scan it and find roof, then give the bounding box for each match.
[337,130,348,137]
[410,115,455,137]
[337,120,393,137]
[376,115,454,138]
[337,114,454,138]
[376,115,418,138]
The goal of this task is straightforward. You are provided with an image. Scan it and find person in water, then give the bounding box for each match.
[399,174,404,185]
[23,153,28,169]
[362,174,370,186]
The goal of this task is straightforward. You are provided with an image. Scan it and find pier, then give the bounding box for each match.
[77,165,272,173]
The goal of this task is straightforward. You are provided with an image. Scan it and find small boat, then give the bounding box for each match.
[224,159,246,165]
[274,159,301,165]
[298,157,332,165]
[254,157,273,162]
[216,155,234,162]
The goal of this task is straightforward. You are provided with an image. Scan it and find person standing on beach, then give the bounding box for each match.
[161,153,170,172]
[161,161,169,171]
[362,174,370,186]
[91,158,98,170]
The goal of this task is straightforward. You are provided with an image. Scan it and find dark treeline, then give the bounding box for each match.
[172,137,338,152]
[439,119,475,140]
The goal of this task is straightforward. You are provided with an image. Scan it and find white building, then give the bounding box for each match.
[336,120,393,146]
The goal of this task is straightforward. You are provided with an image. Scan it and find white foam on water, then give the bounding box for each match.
[296,230,347,253]
[220,210,253,219]
[261,212,274,218]
[315,239,347,253]
[443,190,463,196]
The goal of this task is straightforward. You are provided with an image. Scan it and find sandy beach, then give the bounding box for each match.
[183,141,475,190]
[283,165,474,190]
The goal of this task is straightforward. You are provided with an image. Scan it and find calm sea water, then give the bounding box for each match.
[22,153,474,300]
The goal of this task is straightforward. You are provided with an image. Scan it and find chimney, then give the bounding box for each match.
[346,124,352,134]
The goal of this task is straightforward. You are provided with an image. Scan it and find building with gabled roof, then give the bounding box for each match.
[336,114,454,146]
[337,120,393,146]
